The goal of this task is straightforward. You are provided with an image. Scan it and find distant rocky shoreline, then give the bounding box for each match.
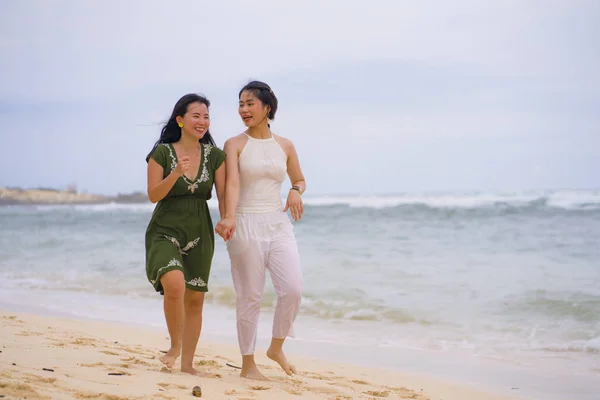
[0,187,149,205]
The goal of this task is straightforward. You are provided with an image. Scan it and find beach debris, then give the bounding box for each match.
[226,362,241,369]
[42,368,54,372]
[192,385,202,397]
[108,372,125,376]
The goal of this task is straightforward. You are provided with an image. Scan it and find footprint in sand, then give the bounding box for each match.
[45,337,68,346]
[225,388,259,398]
[364,390,390,397]
[68,389,141,400]
[16,330,43,336]
[119,346,149,356]
[301,371,330,381]
[80,362,105,367]
[327,380,355,389]
[121,349,156,361]
[195,359,220,367]
[272,376,309,396]
[120,356,153,367]
[69,337,99,348]
[100,350,120,356]
[157,382,187,390]
[249,385,271,391]
[0,381,46,399]
[272,376,305,385]
[22,373,57,385]
[284,387,305,395]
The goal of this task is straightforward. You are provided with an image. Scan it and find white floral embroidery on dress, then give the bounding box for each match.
[187,181,199,193]
[164,235,200,256]
[164,235,181,248]
[181,237,200,253]
[162,143,178,173]
[151,258,183,284]
[187,277,207,287]
[198,144,212,183]
[163,144,213,193]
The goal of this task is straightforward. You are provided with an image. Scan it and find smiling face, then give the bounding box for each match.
[238,90,270,128]
[177,101,210,140]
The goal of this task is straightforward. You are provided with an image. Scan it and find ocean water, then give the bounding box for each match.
[1,189,599,398]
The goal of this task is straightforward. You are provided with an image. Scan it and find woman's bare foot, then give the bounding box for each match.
[159,347,180,369]
[266,347,296,375]
[241,363,269,381]
[181,366,220,377]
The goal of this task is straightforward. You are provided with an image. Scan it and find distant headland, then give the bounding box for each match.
[0,186,149,205]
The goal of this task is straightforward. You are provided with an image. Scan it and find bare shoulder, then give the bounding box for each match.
[273,134,296,153]
[224,133,248,153]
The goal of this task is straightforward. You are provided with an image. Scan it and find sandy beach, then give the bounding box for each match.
[0,310,522,400]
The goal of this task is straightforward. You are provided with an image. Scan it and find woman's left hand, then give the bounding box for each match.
[284,189,304,221]
[215,217,235,241]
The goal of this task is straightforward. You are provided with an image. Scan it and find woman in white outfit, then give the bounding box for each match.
[215,81,306,380]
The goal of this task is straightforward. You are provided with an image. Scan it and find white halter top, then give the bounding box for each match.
[236,133,288,214]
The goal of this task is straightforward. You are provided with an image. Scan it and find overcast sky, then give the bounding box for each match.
[1,0,598,196]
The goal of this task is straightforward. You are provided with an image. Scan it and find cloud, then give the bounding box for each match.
[3,0,598,101]
[0,0,598,194]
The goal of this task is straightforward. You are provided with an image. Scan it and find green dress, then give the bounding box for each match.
[145,142,225,294]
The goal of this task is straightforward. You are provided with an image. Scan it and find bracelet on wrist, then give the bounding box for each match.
[290,186,302,194]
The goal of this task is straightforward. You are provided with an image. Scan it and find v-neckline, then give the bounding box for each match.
[169,143,203,182]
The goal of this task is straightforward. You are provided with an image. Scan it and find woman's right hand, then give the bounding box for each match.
[215,217,235,241]
[174,156,191,177]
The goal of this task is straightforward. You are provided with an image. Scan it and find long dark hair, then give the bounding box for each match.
[239,81,278,125]
[146,93,216,161]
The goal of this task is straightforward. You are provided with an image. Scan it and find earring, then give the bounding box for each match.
[178,122,183,128]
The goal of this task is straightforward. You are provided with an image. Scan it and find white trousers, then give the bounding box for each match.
[226,211,303,355]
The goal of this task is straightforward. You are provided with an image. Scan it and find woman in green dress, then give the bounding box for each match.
[145,93,226,376]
